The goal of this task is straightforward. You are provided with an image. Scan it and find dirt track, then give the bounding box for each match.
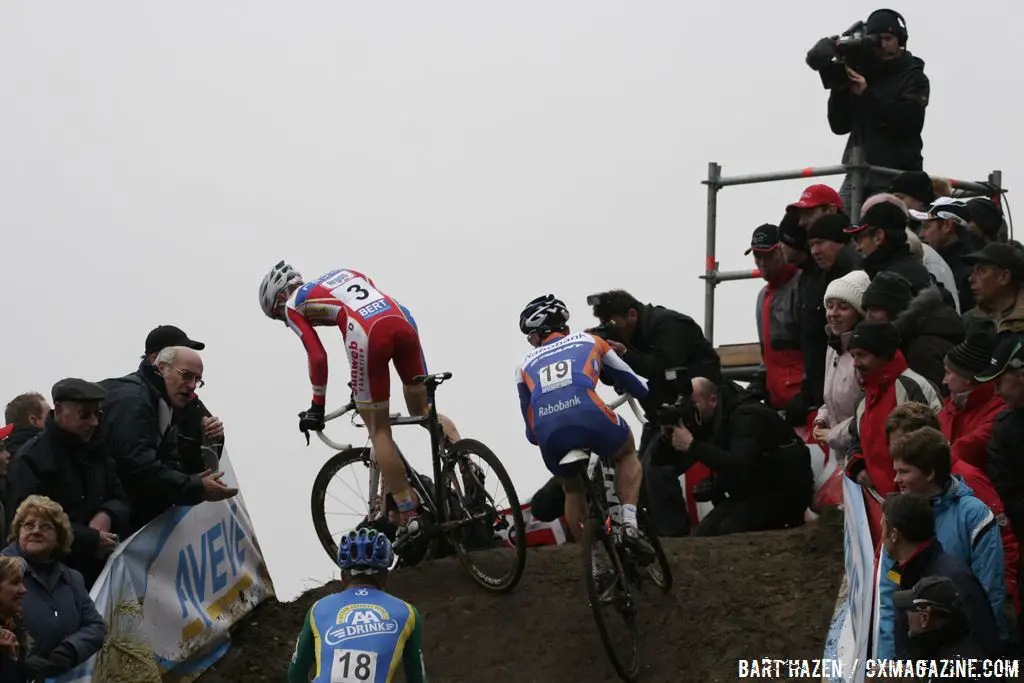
[201,520,843,682]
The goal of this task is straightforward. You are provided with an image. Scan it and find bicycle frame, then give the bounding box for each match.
[310,379,455,535]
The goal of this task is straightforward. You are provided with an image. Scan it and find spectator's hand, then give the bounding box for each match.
[96,531,118,558]
[199,469,239,502]
[812,426,830,443]
[88,511,112,533]
[26,643,75,677]
[856,470,873,489]
[0,628,18,659]
[202,416,225,441]
[846,67,867,95]
[299,403,326,434]
[607,340,627,356]
[669,425,694,453]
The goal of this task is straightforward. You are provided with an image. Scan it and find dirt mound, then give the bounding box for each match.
[201,521,843,682]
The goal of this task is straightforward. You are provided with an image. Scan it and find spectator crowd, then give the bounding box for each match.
[0,325,238,680]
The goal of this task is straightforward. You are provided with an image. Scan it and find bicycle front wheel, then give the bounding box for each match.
[311,448,385,564]
[440,438,527,593]
[582,516,640,682]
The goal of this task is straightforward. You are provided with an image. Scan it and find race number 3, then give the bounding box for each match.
[538,360,572,393]
[331,648,378,682]
[330,277,384,309]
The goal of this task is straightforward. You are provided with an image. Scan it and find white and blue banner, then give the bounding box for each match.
[54,447,275,683]
[821,477,875,683]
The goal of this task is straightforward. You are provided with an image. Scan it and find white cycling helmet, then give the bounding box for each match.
[259,260,303,319]
[519,294,570,335]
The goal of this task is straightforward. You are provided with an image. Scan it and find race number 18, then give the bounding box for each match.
[331,648,378,682]
[539,360,573,393]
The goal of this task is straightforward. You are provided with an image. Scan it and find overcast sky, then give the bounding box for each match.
[1,1,1018,600]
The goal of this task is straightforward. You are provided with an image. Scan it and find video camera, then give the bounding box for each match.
[585,292,618,340]
[807,20,882,90]
[653,367,703,432]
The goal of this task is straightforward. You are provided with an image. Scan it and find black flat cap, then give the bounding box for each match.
[145,325,206,354]
[52,378,107,403]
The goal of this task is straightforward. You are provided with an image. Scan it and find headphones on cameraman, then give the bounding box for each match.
[866,8,908,46]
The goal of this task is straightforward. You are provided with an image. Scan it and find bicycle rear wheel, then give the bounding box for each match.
[582,516,640,682]
[440,438,527,593]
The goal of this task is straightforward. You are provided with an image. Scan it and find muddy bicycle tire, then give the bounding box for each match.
[582,516,640,682]
[310,447,374,563]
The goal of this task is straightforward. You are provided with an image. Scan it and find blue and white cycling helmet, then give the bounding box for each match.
[337,527,395,575]
[519,294,570,336]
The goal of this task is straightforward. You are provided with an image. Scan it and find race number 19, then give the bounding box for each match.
[539,360,573,393]
[331,648,378,682]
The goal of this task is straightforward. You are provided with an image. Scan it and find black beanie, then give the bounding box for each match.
[945,331,998,379]
[968,198,1004,241]
[889,171,935,205]
[778,210,806,252]
[848,321,901,360]
[862,271,914,317]
[806,212,851,244]
[866,9,904,41]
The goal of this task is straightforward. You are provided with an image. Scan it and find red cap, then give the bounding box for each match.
[0,424,13,441]
[787,184,844,212]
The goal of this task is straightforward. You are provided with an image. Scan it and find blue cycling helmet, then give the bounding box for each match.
[337,527,394,574]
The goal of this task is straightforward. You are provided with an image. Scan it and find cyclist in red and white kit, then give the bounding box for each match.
[259,261,457,546]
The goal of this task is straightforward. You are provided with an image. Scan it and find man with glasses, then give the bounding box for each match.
[881,492,999,660]
[101,346,237,533]
[142,325,225,473]
[5,378,129,587]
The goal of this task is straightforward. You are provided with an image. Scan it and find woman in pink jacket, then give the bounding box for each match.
[812,270,871,461]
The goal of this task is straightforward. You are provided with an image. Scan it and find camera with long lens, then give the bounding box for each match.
[807,20,882,90]
[585,292,618,340]
[653,367,702,432]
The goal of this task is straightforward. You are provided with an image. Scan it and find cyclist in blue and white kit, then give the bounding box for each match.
[515,294,654,561]
[288,528,427,683]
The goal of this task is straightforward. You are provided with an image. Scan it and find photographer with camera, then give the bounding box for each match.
[806,9,930,207]
[655,377,814,536]
[585,290,727,537]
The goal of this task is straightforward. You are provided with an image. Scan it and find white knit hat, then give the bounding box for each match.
[823,269,871,317]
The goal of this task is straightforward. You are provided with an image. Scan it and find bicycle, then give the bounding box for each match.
[303,372,528,594]
[559,393,673,683]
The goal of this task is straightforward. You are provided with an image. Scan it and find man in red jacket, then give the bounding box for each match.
[845,321,943,497]
[939,331,1006,469]
[747,224,805,421]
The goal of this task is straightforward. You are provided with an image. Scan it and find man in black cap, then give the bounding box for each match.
[844,321,942,497]
[142,325,224,474]
[977,336,1024,575]
[962,244,1024,337]
[806,212,861,277]
[968,198,1007,246]
[889,170,936,213]
[747,224,807,422]
[806,9,929,208]
[6,378,130,588]
[845,201,934,294]
[882,493,998,661]
[863,271,964,391]
[911,198,977,313]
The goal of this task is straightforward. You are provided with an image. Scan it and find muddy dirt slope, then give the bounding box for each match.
[202,521,843,683]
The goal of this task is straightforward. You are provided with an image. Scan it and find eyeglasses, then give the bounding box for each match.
[21,521,54,533]
[174,368,205,389]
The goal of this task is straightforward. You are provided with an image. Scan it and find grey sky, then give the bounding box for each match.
[1,1,1017,599]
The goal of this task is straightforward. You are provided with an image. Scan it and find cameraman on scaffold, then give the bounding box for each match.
[654,377,815,537]
[806,9,930,208]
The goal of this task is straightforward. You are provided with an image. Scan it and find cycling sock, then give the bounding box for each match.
[393,489,418,521]
[620,504,638,529]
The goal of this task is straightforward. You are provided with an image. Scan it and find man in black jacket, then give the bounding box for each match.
[587,289,725,536]
[845,200,934,293]
[882,492,999,660]
[912,198,977,313]
[7,379,130,588]
[656,378,813,536]
[100,346,237,533]
[142,325,225,474]
[806,9,930,207]
[3,392,49,459]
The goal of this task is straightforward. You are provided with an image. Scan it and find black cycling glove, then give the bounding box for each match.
[299,402,326,433]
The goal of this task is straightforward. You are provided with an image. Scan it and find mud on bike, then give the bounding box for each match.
[560,393,673,683]
[302,372,527,593]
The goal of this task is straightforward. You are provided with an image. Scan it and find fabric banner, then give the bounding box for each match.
[53,447,275,683]
[821,476,875,683]
[497,500,567,548]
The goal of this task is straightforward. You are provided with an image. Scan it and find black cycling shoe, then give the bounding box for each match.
[619,525,656,566]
